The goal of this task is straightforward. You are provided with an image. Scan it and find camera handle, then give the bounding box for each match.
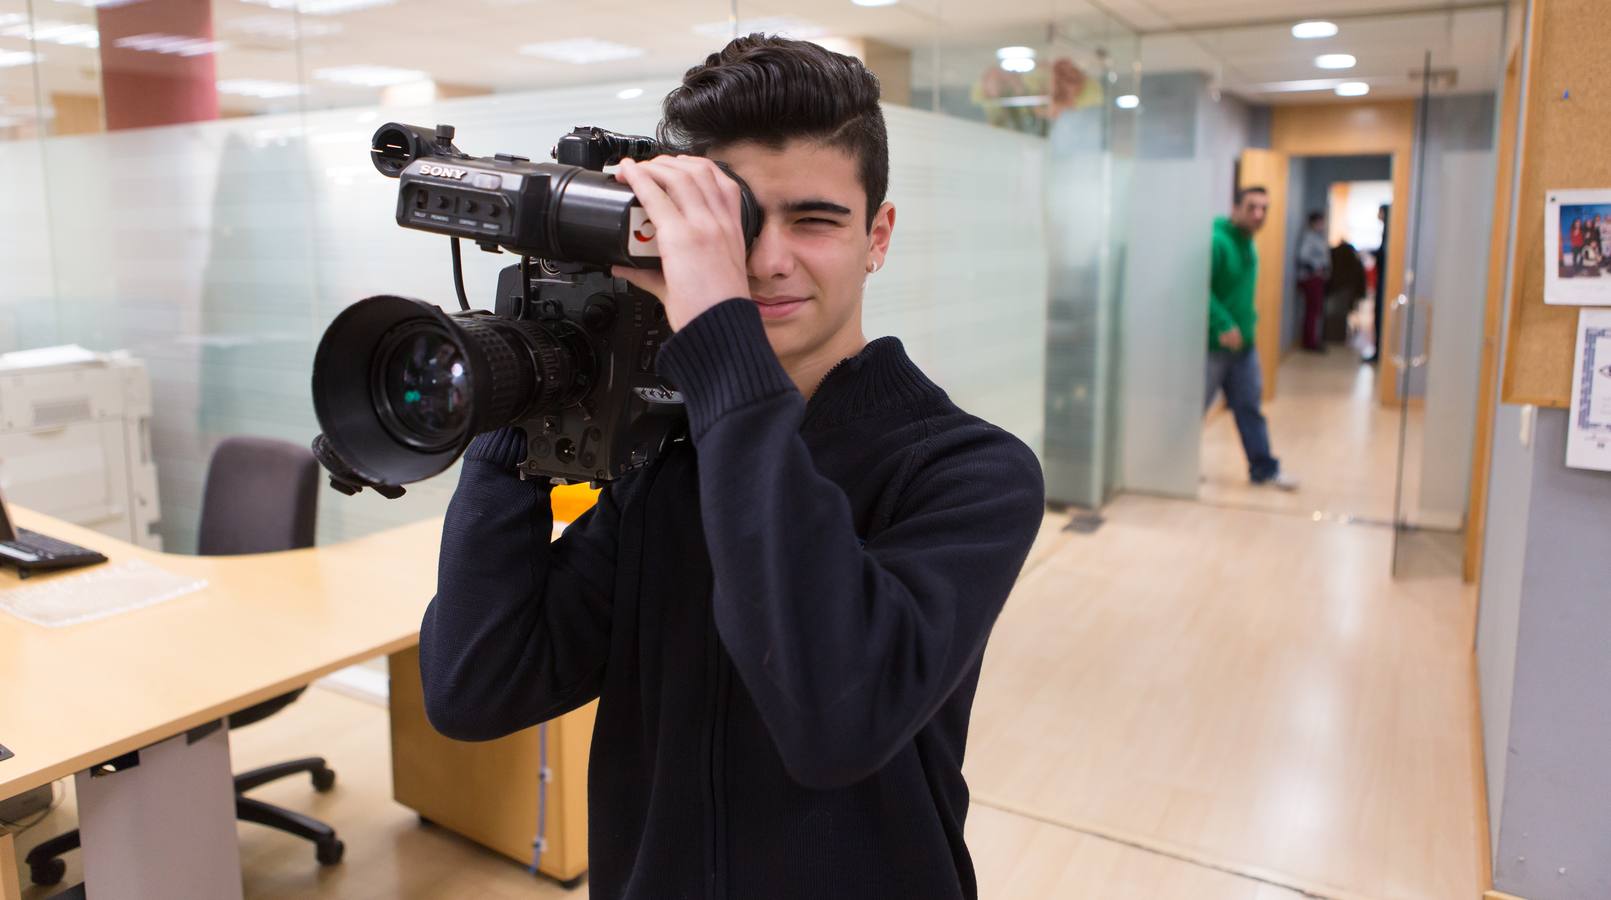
[311,433,407,500]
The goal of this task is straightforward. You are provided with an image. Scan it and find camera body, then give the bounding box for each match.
[487,262,685,483]
[310,123,759,495]
[377,123,672,268]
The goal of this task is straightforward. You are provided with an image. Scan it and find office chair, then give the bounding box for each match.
[26,436,344,887]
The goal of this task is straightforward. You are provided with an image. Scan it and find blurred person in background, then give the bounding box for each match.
[1296,211,1331,352]
[1204,186,1297,491]
[1328,239,1368,349]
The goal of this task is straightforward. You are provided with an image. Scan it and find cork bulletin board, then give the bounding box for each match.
[1503,0,1611,407]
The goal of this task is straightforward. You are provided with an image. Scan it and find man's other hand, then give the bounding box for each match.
[610,156,751,331]
[1218,328,1245,352]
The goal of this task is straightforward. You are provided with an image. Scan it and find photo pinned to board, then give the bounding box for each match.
[1545,189,1611,305]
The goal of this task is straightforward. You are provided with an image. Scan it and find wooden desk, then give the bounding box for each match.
[0,507,441,899]
[2,831,20,900]
[0,508,442,803]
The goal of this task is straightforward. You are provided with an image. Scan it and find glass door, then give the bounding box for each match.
[1390,37,1504,578]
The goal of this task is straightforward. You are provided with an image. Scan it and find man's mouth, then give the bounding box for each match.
[750,295,809,320]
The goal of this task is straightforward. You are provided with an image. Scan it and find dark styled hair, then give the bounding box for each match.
[659,34,889,230]
[1308,211,1325,225]
[1235,185,1269,205]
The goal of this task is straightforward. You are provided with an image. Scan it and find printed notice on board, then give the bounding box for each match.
[1545,189,1611,306]
[1567,308,1611,471]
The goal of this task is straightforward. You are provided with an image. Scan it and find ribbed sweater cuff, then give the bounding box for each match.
[657,299,796,439]
[463,425,527,468]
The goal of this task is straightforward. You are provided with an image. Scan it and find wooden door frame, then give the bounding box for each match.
[1465,3,1530,583]
[1268,101,1418,408]
[1235,148,1290,403]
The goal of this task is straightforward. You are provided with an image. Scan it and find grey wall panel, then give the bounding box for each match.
[1493,409,1611,899]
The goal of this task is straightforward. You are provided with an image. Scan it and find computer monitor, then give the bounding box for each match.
[0,486,16,543]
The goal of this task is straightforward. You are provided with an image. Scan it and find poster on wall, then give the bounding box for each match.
[1545,189,1611,305]
[1567,308,1611,472]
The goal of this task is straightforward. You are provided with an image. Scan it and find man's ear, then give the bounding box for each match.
[868,201,896,270]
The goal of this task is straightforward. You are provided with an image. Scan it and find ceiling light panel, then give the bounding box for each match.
[1291,21,1338,39]
[691,17,826,40]
[229,15,344,40]
[241,0,396,15]
[115,33,228,56]
[216,78,306,98]
[519,38,646,65]
[1,19,101,48]
[0,50,39,69]
[312,64,428,87]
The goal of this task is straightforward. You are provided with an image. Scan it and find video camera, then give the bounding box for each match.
[310,123,761,497]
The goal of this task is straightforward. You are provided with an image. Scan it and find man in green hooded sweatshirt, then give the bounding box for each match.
[1205,185,1297,490]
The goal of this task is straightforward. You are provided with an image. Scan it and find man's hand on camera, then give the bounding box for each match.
[610,156,750,331]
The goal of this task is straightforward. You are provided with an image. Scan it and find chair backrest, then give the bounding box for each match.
[196,436,319,556]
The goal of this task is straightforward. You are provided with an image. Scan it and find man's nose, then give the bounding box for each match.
[748,222,794,281]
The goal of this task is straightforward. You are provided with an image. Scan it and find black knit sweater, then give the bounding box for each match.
[419,299,1045,900]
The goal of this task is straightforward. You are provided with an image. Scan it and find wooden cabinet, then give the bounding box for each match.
[388,646,594,885]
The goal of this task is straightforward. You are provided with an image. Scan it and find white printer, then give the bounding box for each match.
[0,345,163,550]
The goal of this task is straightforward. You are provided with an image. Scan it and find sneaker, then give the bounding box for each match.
[1257,471,1300,492]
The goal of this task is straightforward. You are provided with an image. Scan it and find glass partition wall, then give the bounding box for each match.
[0,0,1142,551]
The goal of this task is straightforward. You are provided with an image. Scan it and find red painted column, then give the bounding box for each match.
[97,0,219,130]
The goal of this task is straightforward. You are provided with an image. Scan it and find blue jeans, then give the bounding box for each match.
[1204,349,1280,482]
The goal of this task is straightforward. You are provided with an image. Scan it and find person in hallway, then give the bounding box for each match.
[1205,186,1297,490]
[1328,240,1368,350]
[1364,203,1390,364]
[1296,211,1332,352]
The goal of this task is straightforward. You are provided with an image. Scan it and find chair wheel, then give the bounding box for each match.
[29,857,66,886]
[311,766,336,792]
[316,837,345,865]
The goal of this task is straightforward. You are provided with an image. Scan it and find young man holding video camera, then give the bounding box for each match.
[419,35,1045,899]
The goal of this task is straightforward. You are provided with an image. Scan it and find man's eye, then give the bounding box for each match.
[798,217,839,226]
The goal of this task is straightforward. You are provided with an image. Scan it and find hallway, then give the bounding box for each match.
[1198,350,1426,527]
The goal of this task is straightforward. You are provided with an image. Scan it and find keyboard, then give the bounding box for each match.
[0,527,108,576]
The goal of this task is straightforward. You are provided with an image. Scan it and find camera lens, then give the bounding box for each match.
[373,322,471,451]
[313,295,588,486]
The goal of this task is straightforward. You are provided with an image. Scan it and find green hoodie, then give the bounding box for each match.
[1208,215,1258,351]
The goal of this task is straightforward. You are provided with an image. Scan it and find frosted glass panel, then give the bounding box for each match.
[1041,108,1131,508]
[1118,158,1213,497]
[1,85,1049,551]
[1417,150,1495,528]
[871,106,1048,456]
[0,140,56,351]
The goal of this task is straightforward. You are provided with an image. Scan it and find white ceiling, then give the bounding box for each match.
[0,0,1508,125]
